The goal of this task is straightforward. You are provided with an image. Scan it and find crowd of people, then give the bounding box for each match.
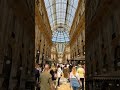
[35,63,85,90]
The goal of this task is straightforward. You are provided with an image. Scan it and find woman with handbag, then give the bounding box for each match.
[70,67,82,90]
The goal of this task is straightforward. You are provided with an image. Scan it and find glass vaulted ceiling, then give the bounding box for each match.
[44,0,79,31]
[44,0,79,52]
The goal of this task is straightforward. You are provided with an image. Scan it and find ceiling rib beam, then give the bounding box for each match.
[65,0,69,24]
[52,0,57,25]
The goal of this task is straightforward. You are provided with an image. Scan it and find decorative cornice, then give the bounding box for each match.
[70,14,85,46]
[35,4,52,45]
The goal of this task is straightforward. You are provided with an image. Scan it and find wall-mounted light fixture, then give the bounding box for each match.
[6,59,11,64]
[28,70,31,74]
[109,83,112,86]
[116,84,119,86]
[117,62,120,66]
[37,50,40,54]
[102,68,107,72]
[94,72,97,75]
[19,66,23,71]
[36,50,40,63]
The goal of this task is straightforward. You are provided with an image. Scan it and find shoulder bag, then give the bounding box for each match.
[75,76,82,89]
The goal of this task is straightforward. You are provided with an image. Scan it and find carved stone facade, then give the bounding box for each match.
[85,0,120,89]
[51,44,58,63]
[63,44,70,64]
[35,0,52,65]
[0,0,35,89]
[69,0,85,65]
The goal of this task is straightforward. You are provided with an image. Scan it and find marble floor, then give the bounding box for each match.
[56,77,84,90]
[57,83,72,90]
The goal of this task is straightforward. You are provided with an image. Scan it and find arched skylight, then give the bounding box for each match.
[52,27,69,43]
[44,0,79,53]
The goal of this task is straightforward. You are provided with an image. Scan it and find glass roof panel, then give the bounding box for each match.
[44,0,79,31]
[52,27,69,43]
[44,0,49,7]
[44,0,79,52]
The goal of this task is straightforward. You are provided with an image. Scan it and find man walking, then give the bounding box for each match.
[40,64,54,90]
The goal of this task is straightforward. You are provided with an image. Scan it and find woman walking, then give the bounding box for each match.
[70,67,82,90]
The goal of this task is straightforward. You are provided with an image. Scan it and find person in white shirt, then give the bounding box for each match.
[57,65,62,87]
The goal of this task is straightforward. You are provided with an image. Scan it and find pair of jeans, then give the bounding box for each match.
[72,86,79,90]
[80,78,84,90]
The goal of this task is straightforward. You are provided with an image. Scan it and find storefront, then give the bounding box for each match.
[71,57,85,66]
